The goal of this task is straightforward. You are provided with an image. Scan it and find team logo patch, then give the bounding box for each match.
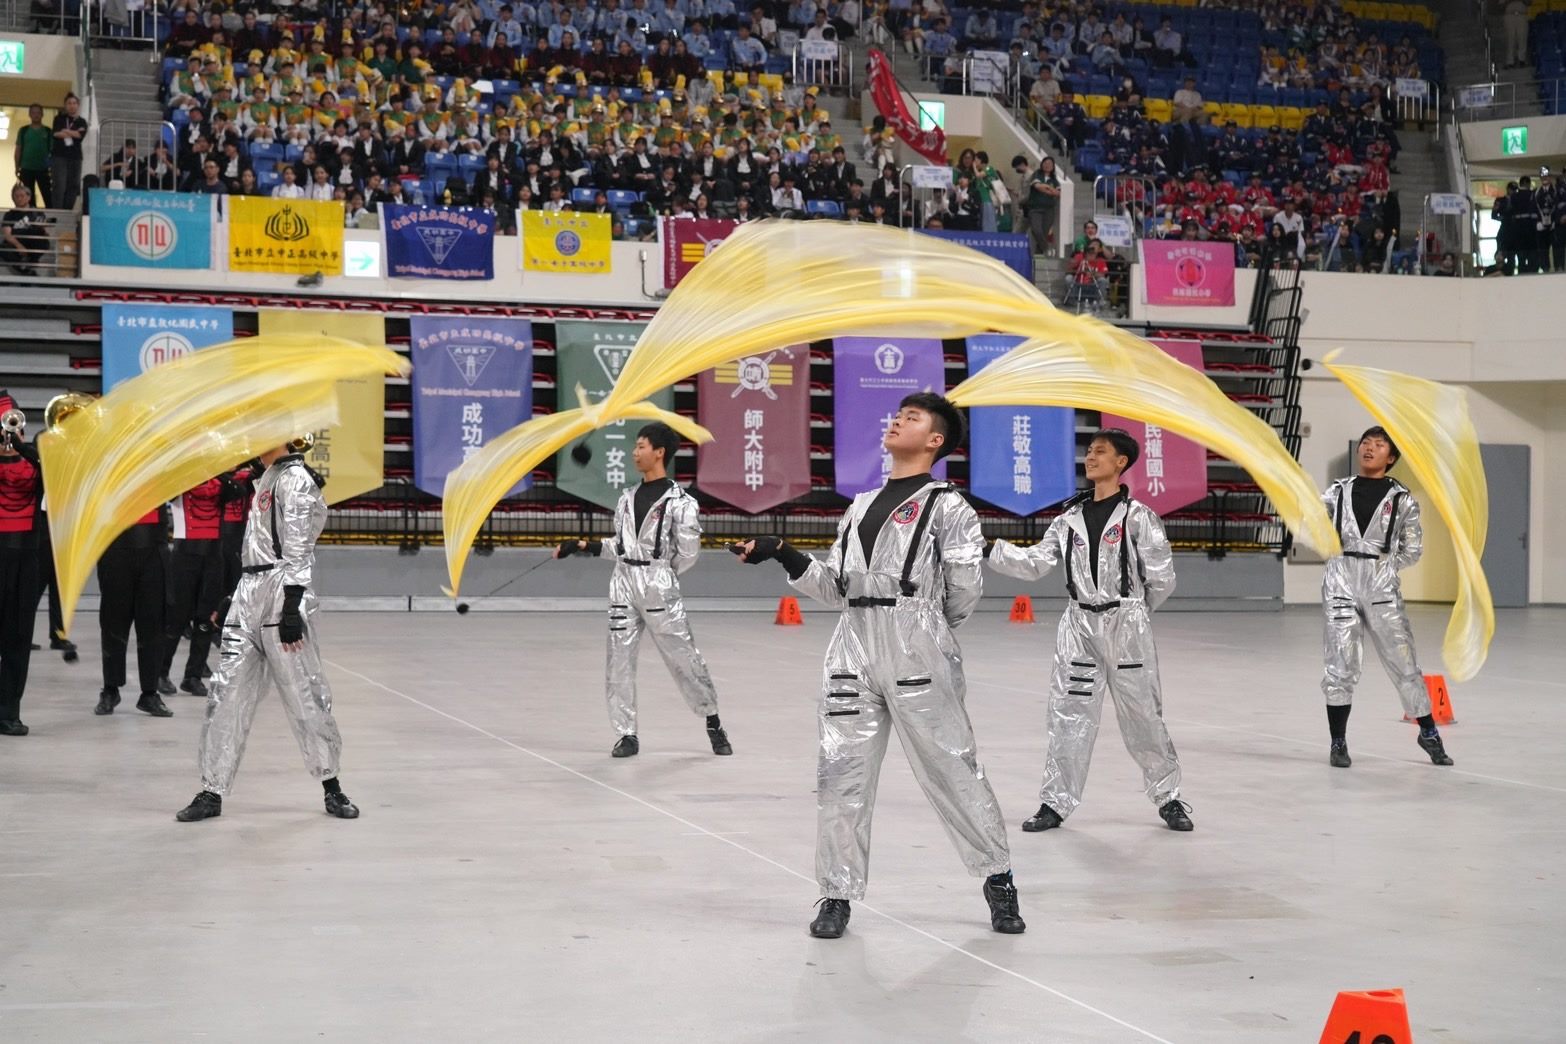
[256,490,273,511]
[1071,531,1087,547]
[892,501,920,525]
[1103,524,1124,544]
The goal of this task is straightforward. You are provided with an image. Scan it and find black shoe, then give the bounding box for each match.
[983,872,1026,934]
[156,676,176,696]
[180,677,209,698]
[1330,741,1352,768]
[53,639,78,662]
[324,791,360,819]
[1159,799,1194,831]
[0,720,28,736]
[707,726,732,756]
[809,898,851,939]
[1021,803,1063,832]
[1417,731,1454,766]
[200,664,213,679]
[136,693,173,717]
[611,735,639,758]
[94,688,121,715]
[176,791,222,822]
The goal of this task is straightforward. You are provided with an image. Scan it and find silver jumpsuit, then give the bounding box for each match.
[197,455,342,795]
[790,481,1010,901]
[599,482,719,736]
[988,492,1181,819]
[1320,477,1430,718]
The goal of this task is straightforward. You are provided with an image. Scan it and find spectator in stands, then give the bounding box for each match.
[1503,0,1529,69]
[1153,16,1195,68]
[1,184,50,276]
[1432,253,1457,276]
[1171,77,1203,125]
[234,169,261,197]
[13,104,52,208]
[731,23,767,71]
[193,158,229,197]
[272,164,305,199]
[1029,65,1060,113]
[50,92,86,212]
[138,142,178,192]
[307,165,335,202]
[1021,154,1060,256]
[1069,238,1109,306]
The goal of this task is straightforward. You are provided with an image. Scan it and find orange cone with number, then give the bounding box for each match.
[1009,595,1035,623]
[775,596,803,626]
[1404,675,1456,725]
[1318,987,1412,1044]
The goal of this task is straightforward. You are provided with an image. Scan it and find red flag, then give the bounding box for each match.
[697,346,812,513]
[661,217,739,289]
[867,49,949,165]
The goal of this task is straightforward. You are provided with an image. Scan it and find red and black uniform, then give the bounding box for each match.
[0,440,44,729]
[97,504,168,700]
[219,465,255,600]
[161,478,224,684]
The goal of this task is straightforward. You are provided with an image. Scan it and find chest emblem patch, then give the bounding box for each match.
[1103,524,1124,545]
[256,490,273,511]
[892,501,920,525]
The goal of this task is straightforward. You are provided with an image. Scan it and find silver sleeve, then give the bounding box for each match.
[1134,503,1177,611]
[670,496,702,576]
[986,515,1066,581]
[789,511,850,611]
[1392,494,1423,572]
[939,493,984,629]
[275,467,319,589]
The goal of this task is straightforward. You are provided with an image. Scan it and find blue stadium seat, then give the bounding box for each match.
[457,153,487,176]
[571,187,597,205]
[258,169,281,191]
[607,189,641,208]
[805,199,841,216]
[250,142,284,164]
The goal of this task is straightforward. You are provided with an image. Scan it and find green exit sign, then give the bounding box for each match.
[0,41,24,75]
[1501,125,1529,156]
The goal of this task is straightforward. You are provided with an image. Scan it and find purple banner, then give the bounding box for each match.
[410,316,534,498]
[832,337,947,497]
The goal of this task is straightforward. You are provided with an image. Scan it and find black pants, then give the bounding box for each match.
[220,521,245,600]
[1553,231,1566,273]
[0,547,42,721]
[97,544,165,696]
[17,167,51,208]
[34,525,65,642]
[161,541,222,681]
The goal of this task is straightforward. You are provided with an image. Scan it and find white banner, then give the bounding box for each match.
[969,50,1010,93]
[1428,193,1470,216]
[1458,85,1495,109]
[911,165,953,189]
[1394,77,1429,100]
[1094,215,1134,248]
[799,38,838,62]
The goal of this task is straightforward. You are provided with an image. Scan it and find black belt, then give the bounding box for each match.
[1076,600,1122,613]
[242,563,275,574]
[621,558,653,567]
[848,597,898,608]
[1341,551,1381,560]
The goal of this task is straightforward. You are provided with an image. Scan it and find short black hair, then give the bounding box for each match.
[637,421,680,465]
[1359,425,1400,465]
[899,392,965,460]
[1091,428,1140,471]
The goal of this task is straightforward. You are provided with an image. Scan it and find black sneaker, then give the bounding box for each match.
[325,791,360,819]
[983,872,1026,934]
[707,726,732,756]
[1330,741,1352,768]
[180,677,209,698]
[611,735,639,758]
[156,676,176,696]
[94,688,121,715]
[136,693,173,717]
[1159,799,1194,831]
[809,898,851,939]
[0,720,28,736]
[1417,731,1454,766]
[1021,803,1063,832]
[176,791,222,822]
[51,638,78,662]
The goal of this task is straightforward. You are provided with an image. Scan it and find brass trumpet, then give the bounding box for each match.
[287,432,316,453]
[0,407,24,448]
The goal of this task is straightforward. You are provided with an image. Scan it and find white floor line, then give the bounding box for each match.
[324,658,1176,1044]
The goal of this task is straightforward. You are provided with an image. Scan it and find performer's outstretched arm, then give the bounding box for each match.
[987,516,1067,582]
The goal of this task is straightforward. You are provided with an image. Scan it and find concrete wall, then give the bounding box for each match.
[1460,114,1566,171]
[0,33,80,107]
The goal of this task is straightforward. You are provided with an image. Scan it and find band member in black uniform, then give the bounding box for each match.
[157,477,225,698]
[95,503,173,718]
[219,464,255,600]
[0,392,44,736]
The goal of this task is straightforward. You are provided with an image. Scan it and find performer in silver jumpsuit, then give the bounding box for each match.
[737,393,1023,940]
[1320,426,1453,768]
[556,422,729,759]
[988,429,1193,833]
[176,437,359,822]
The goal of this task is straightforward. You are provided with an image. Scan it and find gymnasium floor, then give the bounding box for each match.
[3,604,1562,1042]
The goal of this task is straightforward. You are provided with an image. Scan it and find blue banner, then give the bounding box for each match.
[965,335,1077,515]
[411,317,534,497]
[88,188,213,269]
[101,305,234,392]
[921,229,1034,281]
[383,203,495,280]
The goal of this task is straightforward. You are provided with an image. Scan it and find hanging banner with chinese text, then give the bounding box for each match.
[88,188,214,269]
[100,304,234,392]
[661,217,739,288]
[410,317,533,498]
[832,337,947,497]
[521,211,612,274]
[229,196,345,275]
[696,345,811,513]
[1140,239,1236,306]
[382,203,496,280]
[964,334,1077,514]
[1099,339,1209,514]
[554,320,667,509]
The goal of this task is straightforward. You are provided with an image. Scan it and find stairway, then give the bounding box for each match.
[90,47,164,125]
[1437,0,1541,116]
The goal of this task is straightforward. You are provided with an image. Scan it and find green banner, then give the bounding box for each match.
[554,320,665,510]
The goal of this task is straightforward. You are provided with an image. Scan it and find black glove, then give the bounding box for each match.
[556,539,579,558]
[982,540,994,560]
[734,536,782,563]
[734,537,812,580]
[279,585,306,644]
[583,539,603,556]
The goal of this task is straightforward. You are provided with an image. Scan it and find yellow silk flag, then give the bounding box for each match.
[1323,350,1494,681]
[259,311,388,503]
[521,211,611,274]
[39,337,410,635]
[229,195,345,275]
[439,221,1337,597]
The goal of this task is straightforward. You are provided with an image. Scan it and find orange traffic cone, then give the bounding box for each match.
[775,596,803,626]
[1008,595,1035,623]
[1404,675,1456,725]
[1318,988,1412,1044]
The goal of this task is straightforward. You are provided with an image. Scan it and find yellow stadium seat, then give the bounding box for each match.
[1085,94,1113,118]
[1251,104,1278,128]
[1203,100,1224,122]
[1145,98,1173,123]
[1342,0,1363,14]
[1278,105,1305,131]
[1363,2,1386,19]
[760,73,784,94]
[1222,102,1251,128]
[709,71,724,93]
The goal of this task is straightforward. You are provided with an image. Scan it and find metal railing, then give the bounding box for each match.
[0,208,84,279]
[28,0,158,43]
[1392,80,1440,130]
[1090,174,1154,226]
[790,41,854,92]
[1451,78,1565,120]
[95,119,177,187]
[1418,193,1476,276]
